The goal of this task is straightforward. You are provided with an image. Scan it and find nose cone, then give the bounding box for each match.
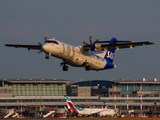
[42,44,48,51]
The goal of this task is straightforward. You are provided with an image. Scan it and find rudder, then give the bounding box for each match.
[104,38,117,63]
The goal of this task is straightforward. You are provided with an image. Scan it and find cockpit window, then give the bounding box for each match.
[46,40,59,45]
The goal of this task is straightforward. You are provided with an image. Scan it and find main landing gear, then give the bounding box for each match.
[45,53,49,59]
[82,62,91,71]
[45,55,49,59]
[85,65,91,71]
[62,65,68,71]
[60,62,68,71]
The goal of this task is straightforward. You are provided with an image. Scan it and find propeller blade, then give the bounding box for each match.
[37,50,42,54]
[93,38,101,44]
[82,34,101,51]
[82,40,90,46]
[44,35,47,41]
[37,41,42,45]
[89,34,93,46]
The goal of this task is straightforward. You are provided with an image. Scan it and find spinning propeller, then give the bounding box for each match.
[37,35,49,58]
[37,35,47,46]
[82,34,100,51]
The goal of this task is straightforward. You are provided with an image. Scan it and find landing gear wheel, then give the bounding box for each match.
[85,65,91,71]
[63,65,68,71]
[45,55,49,59]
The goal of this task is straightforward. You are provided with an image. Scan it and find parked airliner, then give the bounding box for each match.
[5,35,155,71]
[66,96,104,115]
[66,96,115,117]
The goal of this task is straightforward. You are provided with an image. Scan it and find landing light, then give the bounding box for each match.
[150,41,155,44]
[116,47,119,51]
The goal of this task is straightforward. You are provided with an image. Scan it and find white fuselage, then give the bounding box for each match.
[82,108,115,116]
[42,39,115,70]
[99,108,115,116]
[74,108,104,115]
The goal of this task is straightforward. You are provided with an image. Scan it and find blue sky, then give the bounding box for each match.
[0,0,160,82]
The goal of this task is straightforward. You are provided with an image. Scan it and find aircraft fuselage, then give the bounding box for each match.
[42,39,116,71]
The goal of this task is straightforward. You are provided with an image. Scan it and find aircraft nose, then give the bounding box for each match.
[114,65,117,68]
[42,44,48,51]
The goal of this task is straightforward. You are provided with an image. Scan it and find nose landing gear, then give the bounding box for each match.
[45,55,49,59]
[82,62,91,71]
[45,53,49,59]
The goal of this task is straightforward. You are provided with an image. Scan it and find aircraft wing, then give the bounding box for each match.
[101,41,155,50]
[82,41,155,51]
[5,44,41,50]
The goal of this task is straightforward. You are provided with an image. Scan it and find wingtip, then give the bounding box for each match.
[5,44,9,46]
[150,41,155,44]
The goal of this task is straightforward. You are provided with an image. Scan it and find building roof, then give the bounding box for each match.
[0,79,72,83]
[112,78,160,84]
[71,78,160,86]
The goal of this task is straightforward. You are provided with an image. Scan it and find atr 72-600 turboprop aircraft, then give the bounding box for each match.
[5,34,155,71]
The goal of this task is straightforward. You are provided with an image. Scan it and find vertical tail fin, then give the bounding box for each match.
[66,96,75,109]
[104,38,117,63]
[102,100,108,109]
[66,96,81,114]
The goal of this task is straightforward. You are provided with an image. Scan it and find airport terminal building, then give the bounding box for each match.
[0,78,160,115]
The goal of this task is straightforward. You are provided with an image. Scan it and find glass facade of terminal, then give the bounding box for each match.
[4,83,66,96]
[73,80,112,87]
[72,80,160,97]
[116,84,160,97]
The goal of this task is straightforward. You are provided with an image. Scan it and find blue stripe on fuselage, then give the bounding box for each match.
[102,61,115,70]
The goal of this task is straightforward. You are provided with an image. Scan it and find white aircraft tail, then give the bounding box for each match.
[66,96,82,114]
[66,96,75,109]
[102,100,108,109]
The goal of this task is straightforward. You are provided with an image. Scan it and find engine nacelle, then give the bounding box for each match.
[94,44,102,52]
[81,45,102,52]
